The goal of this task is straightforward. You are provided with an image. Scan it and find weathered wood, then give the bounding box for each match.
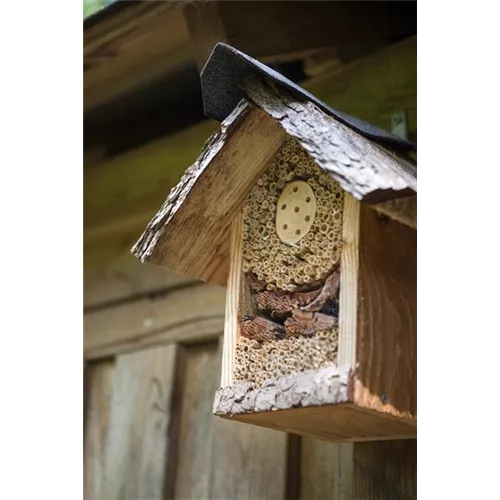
[209,418,288,499]
[84,361,115,500]
[84,282,225,360]
[241,75,416,203]
[173,343,221,500]
[355,205,417,420]
[186,1,415,64]
[84,2,192,112]
[301,439,354,500]
[220,403,416,443]
[132,102,287,285]
[84,249,194,309]
[102,345,177,500]
[353,440,417,499]
[373,195,417,230]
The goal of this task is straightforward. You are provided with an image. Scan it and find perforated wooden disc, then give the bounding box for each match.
[276,181,317,244]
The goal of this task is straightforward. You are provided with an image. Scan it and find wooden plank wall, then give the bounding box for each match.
[84,277,416,499]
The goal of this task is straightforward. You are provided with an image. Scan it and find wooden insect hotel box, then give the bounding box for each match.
[132,44,417,442]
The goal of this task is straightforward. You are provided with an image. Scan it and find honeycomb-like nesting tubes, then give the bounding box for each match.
[242,137,344,290]
[234,328,339,386]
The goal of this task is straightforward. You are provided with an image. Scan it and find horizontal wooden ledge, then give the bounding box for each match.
[84,281,226,360]
[85,315,224,360]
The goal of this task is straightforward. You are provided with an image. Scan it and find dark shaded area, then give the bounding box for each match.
[84,57,307,160]
[84,62,204,158]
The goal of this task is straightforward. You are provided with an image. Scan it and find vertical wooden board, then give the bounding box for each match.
[102,345,177,500]
[173,343,220,500]
[300,439,353,500]
[355,206,417,419]
[209,418,288,500]
[353,440,417,500]
[84,361,115,500]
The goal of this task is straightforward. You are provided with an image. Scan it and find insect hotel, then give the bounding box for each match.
[132,44,417,442]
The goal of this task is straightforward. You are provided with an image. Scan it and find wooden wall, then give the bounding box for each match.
[84,37,417,500]
[84,265,416,500]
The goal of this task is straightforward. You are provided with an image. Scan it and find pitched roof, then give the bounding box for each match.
[201,43,416,154]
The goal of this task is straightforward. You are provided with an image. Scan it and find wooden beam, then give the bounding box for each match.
[182,1,228,69]
[84,282,226,360]
[183,1,416,65]
[84,2,192,112]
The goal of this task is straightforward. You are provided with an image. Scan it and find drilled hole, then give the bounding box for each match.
[293,187,298,193]
[294,207,300,213]
[305,215,311,222]
[283,224,288,230]
[305,196,311,203]
[295,229,301,236]
[281,204,287,210]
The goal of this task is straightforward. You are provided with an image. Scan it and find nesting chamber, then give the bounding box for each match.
[235,137,344,388]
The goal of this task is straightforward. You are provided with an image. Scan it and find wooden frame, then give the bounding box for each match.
[132,69,416,443]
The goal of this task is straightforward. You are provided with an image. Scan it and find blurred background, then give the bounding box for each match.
[83,1,417,499]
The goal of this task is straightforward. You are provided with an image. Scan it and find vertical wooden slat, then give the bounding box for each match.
[300,439,353,500]
[209,418,288,500]
[84,361,115,500]
[221,212,244,387]
[102,345,177,500]
[353,440,417,500]
[174,343,220,500]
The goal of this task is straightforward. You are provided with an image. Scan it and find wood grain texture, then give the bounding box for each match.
[373,195,417,230]
[84,361,115,500]
[211,1,415,63]
[221,213,243,387]
[84,250,194,309]
[84,2,191,112]
[355,205,417,420]
[338,194,360,367]
[173,343,221,500]
[132,102,287,285]
[224,404,416,443]
[353,440,417,500]
[241,76,416,203]
[209,418,288,500]
[84,282,225,360]
[301,439,354,500]
[102,345,177,500]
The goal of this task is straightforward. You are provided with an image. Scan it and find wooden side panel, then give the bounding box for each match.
[355,206,417,419]
[173,343,220,500]
[301,439,354,500]
[102,345,177,500]
[84,361,115,500]
[353,440,417,500]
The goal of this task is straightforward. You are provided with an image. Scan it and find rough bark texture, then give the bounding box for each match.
[213,365,351,415]
[241,75,417,203]
[131,100,250,264]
